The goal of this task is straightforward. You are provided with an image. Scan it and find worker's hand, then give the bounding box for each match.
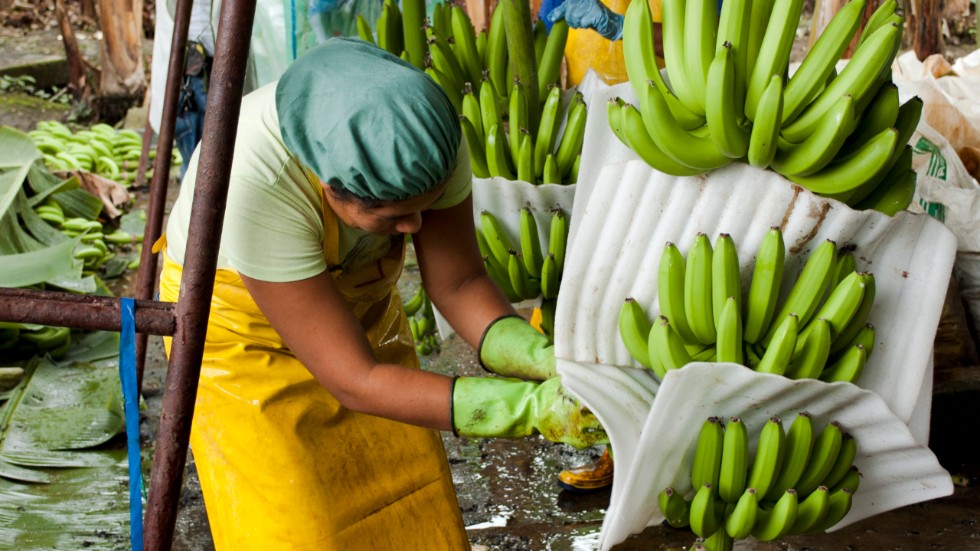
[452,376,608,449]
[546,0,625,41]
[478,315,557,381]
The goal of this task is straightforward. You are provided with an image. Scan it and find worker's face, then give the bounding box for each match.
[323,181,448,235]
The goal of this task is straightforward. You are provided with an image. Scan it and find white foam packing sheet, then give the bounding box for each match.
[560,361,955,550]
[555,159,957,425]
[433,177,576,339]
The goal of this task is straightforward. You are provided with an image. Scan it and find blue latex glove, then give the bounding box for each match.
[547,0,625,41]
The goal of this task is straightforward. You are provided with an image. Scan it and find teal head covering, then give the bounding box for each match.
[276,37,461,202]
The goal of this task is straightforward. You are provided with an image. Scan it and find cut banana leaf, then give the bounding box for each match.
[0,237,81,288]
[0,126,42,170]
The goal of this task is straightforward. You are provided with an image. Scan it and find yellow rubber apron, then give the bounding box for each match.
[158,181,468,550]
[564,0,663,86]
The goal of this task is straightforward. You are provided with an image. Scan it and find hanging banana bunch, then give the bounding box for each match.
[617,0,920,217]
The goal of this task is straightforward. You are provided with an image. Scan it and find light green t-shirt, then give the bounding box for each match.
[164,81,471,283]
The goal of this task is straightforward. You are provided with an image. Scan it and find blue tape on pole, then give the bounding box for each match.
[119,298,144,551]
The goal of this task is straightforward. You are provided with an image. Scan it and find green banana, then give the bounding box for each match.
[548,207,569,277]
[486,5,508,94]
[837,323,876,363]
[430,38,466,98]
[857,0,897,47]
[683,0,718,113]
[555,96,587,179]
[608,97,628,145]
[479,77,504,140]
[812,270,867,337]
[831,249,857,289]
[715,297,743,365]
[766,412,814,501]
[685,233,716,345]
[534,86,563,178]
[691,416,725,490]
[820,342,868,383]
[461,115,490,178]
[519,206,543,277]
[745,0,805,121]
[746,75,784,168]
[483,256,522,303]
[486,123,516,179]
[658,242,699,344]
[507,250,538,301]
[517,131,535,183]
[724,487,759,539]
[782,22,902,143]
[810,487,854,533]
[744,226,785,344]
[450,5,483,86]
[772,94,858,177]
[785,317,832,380]
[542,154,561,185]
[425,66,462,113]
[755,313,799,375]
[649,315,693,376]
[830,465,862,494]
[855,168,917,215]
[718,417,749,503]
[712,233,741,330]
[840,98,918,204]
[788,485,830,534]
[620,103,703,176]
[689,483,724,539]
[620,298,653,369]
[820,432,857,490]
[403,286,426,316]
[537,20,569,100]
[658,487,692,528]
[831,272,876,354]
[752,488,799,541]
[705,43,750,159]
[460,82,486,140]
[660,0,700,115]
[639,81,733,172]
[479,210,515,269]
[540,253,560,300]
[745,0,776,80]
[400,0,426,68]
[623,0,705,129]
[795,420,844,496]
[509,79,529,163]
[762,239,837,346]
[746,416,785,498]
[356,14,375,44]
[789,128,898,196]
[839,81,900,157]
[715,0,751,109]
[782,0,867,124]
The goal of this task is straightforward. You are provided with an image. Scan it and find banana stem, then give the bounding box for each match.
[501,0,540,133]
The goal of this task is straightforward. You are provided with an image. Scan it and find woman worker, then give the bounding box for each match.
[156,37,607,549]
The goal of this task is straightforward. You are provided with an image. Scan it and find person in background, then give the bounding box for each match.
[155,38,607,549]
[540,0,664,86]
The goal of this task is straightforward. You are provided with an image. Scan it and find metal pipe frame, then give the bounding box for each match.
[142,0,256,547]
[0,288,175,335]
[134,0,195,389]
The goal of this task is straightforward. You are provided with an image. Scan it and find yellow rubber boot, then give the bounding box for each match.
[557,446,614,492]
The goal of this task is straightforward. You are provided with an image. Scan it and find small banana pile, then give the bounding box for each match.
[403,286,440,356]
[620,229,876,383]
[477,207,569,340]
[0,324,72,359]
[661,415,861,549]
[33,197,142,272]
[617,0,921,216]
[27,120,178,187]
[359,2,584,185]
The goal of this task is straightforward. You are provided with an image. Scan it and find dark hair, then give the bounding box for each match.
[326,185,386,210]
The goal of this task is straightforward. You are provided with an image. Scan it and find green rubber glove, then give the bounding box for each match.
[452,376,608,449]
[478,315,557,381]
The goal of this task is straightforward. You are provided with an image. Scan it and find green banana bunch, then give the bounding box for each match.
[616,0,921,217]
[404,285,440,356]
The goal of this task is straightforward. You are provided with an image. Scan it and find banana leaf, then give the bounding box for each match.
[0,237,80,288]
[0,344,133,549]
[0,127,41,218]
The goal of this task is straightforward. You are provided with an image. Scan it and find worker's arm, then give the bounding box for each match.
[240,268,457,430]
[546,0,665,57]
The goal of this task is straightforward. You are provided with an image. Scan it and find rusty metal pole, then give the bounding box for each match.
[142,0,256,547]
[134,0,194,390]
